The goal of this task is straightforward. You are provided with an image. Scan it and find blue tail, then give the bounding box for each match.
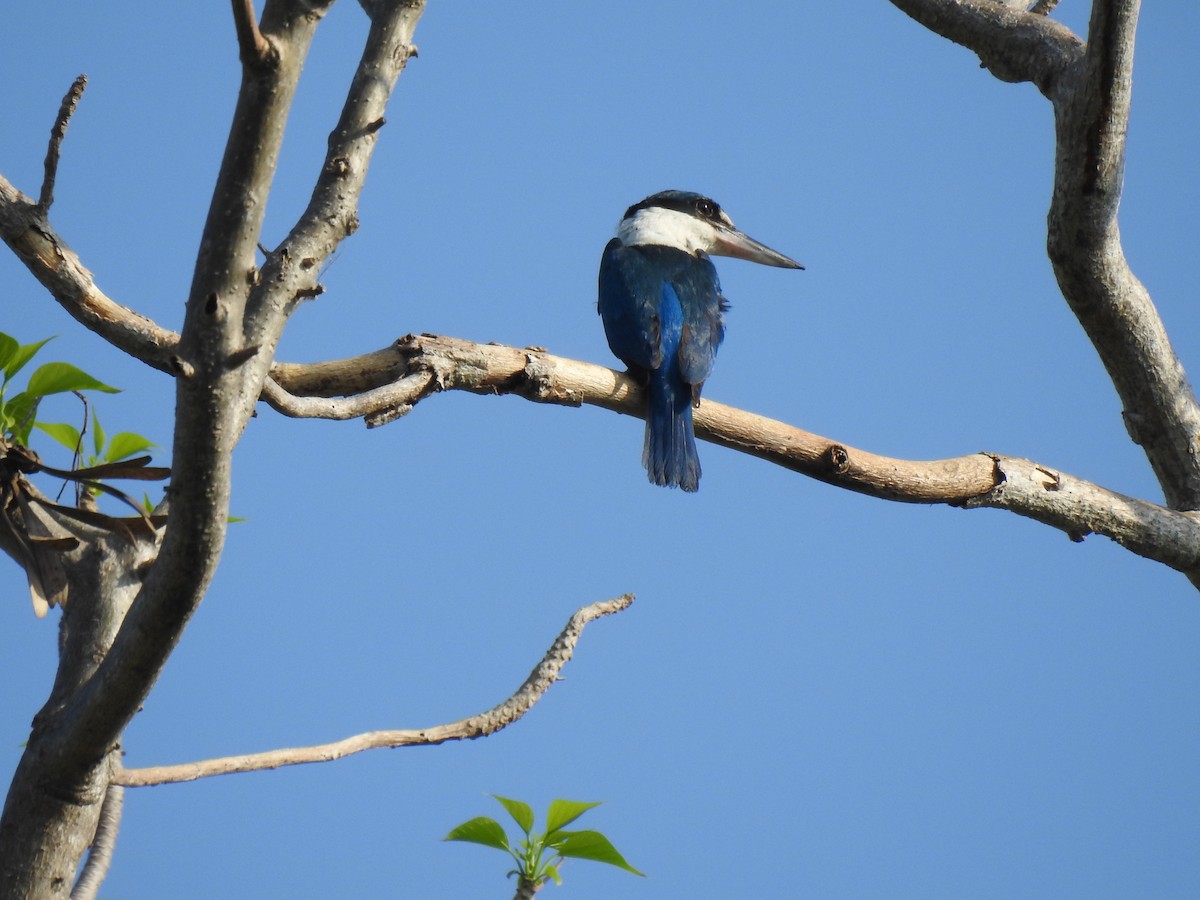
[643,367,701,492]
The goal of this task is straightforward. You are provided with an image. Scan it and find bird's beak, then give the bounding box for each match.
[712,226,804,269]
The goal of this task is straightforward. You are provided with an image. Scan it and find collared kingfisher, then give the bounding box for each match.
[598,190,802,492]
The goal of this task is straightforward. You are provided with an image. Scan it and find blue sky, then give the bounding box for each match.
[3,2,1200,897]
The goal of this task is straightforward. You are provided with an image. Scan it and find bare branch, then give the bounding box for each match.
[0,175,179,370]
[888,0,1082,91]
[69,784,123,900]
[1044,1,1200,512]
[0,1,424,382]
[268,334,1200,579]
[231,0,272,66]
[113,594,634,787]
[261,372,432,421]
[245,2,423,347]
[1052,0,1139,245]
[37,75,87,215]
[894,1,1200,514]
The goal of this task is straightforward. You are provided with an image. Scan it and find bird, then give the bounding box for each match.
[598,190,802,492]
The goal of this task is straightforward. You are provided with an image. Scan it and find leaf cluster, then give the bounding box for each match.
[444,795,643,890]
[0,331,154,473]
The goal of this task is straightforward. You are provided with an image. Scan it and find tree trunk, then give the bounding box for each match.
[0,503,159,899]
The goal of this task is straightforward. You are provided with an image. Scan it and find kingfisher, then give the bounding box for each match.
[598,190,802,492]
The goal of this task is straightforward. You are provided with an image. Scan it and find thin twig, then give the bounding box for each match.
[260,372,434,421]
[231,0,271,65]
[69,783,123,900]
[114,594,634,787]
[37,75,87,214]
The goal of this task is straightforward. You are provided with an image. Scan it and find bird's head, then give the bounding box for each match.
[616,190,803,269]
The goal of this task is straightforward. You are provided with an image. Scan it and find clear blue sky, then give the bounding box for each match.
[3,3,1200,897]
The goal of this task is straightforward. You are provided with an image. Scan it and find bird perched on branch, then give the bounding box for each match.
[598,190,802,492]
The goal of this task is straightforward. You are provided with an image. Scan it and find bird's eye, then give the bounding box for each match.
[695,199,718,219]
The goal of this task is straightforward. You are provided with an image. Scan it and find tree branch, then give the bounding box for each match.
[1045,0,1200,511]
[113,594,634,787]
[0,175,180,371]
[261,371,433,421]
[69,784,123,900]
[7,155,1198,581]
[231,0,272,66]
[888,0,1082,92]
[267,333,1200,580]
[0,2,426,388]
[37,75,88,215]
[244,1,423,349]
[893,0,1200,512]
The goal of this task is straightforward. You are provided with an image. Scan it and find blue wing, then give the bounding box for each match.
[598,239,662,374]
[671,253,727,402]
[598,241,726,393]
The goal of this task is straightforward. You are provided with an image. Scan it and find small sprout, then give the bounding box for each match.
[445,795,643,895]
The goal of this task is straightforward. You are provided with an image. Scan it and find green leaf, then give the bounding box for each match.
[33,421,83,453]
[91,409,106,457]
[443,817,510,852]
[551,830,644,876]
[4,392,40,444]
[491,795,535,836]
[4,336,54,384]
[544,799,602,837]
[0,333,18,378]
[103,431,156,463]
[25,362,119,399]
[542,862,562,886]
